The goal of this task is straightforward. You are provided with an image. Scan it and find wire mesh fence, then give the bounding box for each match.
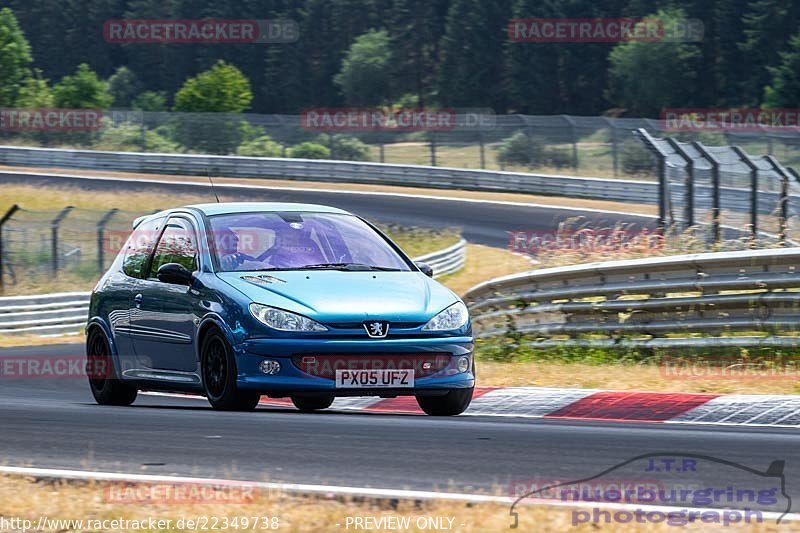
[0,206,143,289]
[636,128,799,246]
[2,111,799,180]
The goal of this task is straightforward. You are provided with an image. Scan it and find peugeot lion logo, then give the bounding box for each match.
[364,321,390,338]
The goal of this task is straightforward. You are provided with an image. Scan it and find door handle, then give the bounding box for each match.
[134,293,143,308]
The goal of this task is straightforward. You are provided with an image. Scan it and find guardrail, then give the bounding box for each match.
[464,247,800,349]
[416,239,467,278]
[0,145,657,204]
[0,241,467,336]
[0,292,91,336]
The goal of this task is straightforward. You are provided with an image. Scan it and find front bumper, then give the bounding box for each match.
[234,336,474,395]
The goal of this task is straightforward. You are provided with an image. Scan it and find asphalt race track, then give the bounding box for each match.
[1,343,800,515]
[0,171,655,249]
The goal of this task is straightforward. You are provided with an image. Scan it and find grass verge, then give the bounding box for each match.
[474,339,800,395]
[0,475,782,532]
[437,245,533,295]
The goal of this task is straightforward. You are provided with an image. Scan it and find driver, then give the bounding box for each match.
[215,228,258,270]
[259,223,325,267]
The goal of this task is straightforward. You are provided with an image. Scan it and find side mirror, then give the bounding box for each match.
[157,263,194,285]
[415,261,434,278]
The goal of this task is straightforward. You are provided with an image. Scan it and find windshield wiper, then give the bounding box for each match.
[296,263,402,271]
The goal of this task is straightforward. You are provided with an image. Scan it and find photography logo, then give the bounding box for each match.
[509,453,790,528]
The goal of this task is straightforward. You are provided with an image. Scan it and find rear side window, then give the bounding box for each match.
[122,217,164,278]
[149,218,199,277]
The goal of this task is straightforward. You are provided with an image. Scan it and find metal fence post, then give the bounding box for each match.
[604,118,618,177]
[429,132,437,167]
[789,167,800,242]
[563,115,579,169]
[50,206,74,273]
[692,142,721,244]
[731,146,759,242]
[478,130,485,169]
[0,204,20,289]
[635,128,668,230]
[666,138,694,230]
[97,208,119,273]
[788,167,800,185]
[766,156,789,245]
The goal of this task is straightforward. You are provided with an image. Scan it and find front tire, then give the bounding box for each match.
[291,394,335,412]
[201,329,260,411]
[416,388,473,416]
[86,328,137,406]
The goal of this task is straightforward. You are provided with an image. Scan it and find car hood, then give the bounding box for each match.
[216,270,460,323]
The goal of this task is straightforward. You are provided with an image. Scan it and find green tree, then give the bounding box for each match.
[173,60,252,113]
[711,0,751,106]
[334,29,393,106]
[606,9,702,117]
[15,69,53,108]
[506,0,561,113]
[108,66,142,108]
[237,135,283,157]
[739,0,800,105]
[288,141,331,159]
[53,63,113,109]
[132,91,167,112]
[438,0,511,110]
[172,61,253,154]
[764,32,800,107]
[0,7,33,107]
[388,0,447,106]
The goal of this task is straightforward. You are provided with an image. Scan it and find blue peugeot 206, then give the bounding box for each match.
[86,202,475,415]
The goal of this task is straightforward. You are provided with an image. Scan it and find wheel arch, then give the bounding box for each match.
[85,317,124,378]
[196,314,237,359]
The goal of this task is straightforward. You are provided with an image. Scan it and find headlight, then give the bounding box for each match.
[249,303,327,332]
[422,302,469,331]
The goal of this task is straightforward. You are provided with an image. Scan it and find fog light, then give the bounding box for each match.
[259,360,281,375]
[457,356,470,373]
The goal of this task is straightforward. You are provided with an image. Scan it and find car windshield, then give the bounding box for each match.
[208,212,411,272]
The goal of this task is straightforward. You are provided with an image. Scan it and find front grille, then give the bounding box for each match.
[292,353,451,379]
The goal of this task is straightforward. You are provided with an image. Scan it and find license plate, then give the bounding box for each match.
[335,369,415,388]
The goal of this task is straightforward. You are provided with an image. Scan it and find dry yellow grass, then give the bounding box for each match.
[0,475,788,532]
[0,332,82,348]
[0,182,208,214]
[477,360,800,395]
[440,244,533,295]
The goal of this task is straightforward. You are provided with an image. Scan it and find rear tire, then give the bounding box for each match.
[416,388,473,416]
[201,329,260,411]
[291,394,335,412]
[86,328,137,406]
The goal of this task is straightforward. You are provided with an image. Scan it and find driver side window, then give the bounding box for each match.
[148,218,198,278]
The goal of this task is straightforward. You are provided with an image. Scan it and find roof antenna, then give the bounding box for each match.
[207,170,220,203]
